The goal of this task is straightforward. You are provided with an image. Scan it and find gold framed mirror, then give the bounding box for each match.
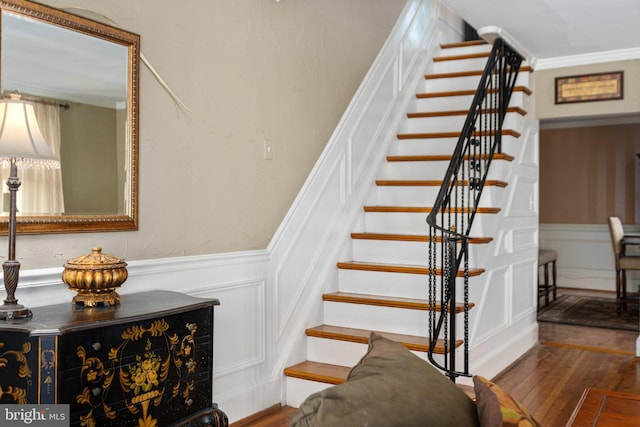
[0,0,139,233]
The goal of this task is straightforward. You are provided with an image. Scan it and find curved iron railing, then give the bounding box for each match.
[426,38,523,380]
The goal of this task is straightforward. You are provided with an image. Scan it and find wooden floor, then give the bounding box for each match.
[231,289,640,427]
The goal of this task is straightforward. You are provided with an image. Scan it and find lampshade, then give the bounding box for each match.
[0,94,60,168]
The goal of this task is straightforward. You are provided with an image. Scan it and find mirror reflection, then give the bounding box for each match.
[0,0,139,233]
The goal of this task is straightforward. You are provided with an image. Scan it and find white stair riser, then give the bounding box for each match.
[285,377,332,408]
[401,111,524,134]
[380,159,511,181]
[431,57,489,74]
[423,75,483,92]
[338,264,482,300]
[307,337,433,367]
[439,44,491,56]
[363,211,491,235]
[414,91,529,112]
[350,239,480,265]
[389,135,522,156]
[307,338,368,367]
[422,71,531,93]
[350,238,480,265]
[374,185,503,206]
[338,268,429,299]
[338,267,480,298]
[324,301,469,337]
[414,94,474,112]
[324,301,429,335]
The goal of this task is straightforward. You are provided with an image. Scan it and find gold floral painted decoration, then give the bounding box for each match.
[76,319,200,427]
[0,341,32,404]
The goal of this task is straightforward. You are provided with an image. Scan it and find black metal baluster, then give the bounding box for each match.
[426,38,523,380]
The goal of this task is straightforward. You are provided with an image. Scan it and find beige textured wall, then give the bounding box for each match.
[535,59,640,120]
[535,60,640,226]
[539,124,640,225]
[16,0,406,268]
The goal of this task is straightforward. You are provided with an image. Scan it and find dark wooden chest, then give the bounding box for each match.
[0,291,227,426]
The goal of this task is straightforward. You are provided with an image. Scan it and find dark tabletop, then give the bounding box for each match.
[0,290,219,335]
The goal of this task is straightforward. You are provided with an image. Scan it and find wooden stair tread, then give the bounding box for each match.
[417,86,532,98]
[363,205,500,214]
[306,324,463,354]
[337,261,485,277]
[433,51,490,62]
[375,179,508,188]
[397,129,521,139]
[425,66,533,80]
[350,232,493,244]
[407,106,526,118]
[284,361,351,385]
[323,292,471,312]
[387,153,515,162]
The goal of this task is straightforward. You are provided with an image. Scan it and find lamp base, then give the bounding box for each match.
[0,302,31,319]
[1,259,31,320]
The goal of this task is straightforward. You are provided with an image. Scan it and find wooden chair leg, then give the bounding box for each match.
[551,260,557,301]
[616,268,624,313]
[543,264,550,305]
[622,269,628,312]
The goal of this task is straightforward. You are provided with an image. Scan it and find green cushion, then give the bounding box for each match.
[291,332,480,427]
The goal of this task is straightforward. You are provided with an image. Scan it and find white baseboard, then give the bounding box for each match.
[470,319,539,380]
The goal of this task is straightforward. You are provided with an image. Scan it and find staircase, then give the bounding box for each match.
[284,40,532,407]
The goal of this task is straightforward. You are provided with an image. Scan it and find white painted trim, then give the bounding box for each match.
[477,25,536,67]
[469,319,539,380]
[536,47,640,70]
[540,113,640,130]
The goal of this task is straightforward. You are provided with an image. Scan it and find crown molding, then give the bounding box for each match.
[536,47,640,70]
[540,113,640,130]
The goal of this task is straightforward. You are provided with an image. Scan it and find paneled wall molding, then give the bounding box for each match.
[15,249,271,421]
[540,223,640,291]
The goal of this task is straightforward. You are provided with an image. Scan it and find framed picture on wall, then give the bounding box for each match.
[555,71,623,104]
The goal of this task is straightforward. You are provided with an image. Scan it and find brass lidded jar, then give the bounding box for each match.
[62,247,128,307]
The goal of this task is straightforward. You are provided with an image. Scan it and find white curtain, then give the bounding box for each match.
[1,102,65,214]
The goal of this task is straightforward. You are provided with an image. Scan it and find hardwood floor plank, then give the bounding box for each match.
[492,337,640,426]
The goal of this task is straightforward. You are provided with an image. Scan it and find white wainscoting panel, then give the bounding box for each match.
[16,250,272,422]
[540,223,640,292]
[275,153,346,336]
[471,269,508,344]
[512,259,537,318]
[505,175,537,217]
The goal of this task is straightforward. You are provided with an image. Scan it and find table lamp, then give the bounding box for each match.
[0,92,60,319]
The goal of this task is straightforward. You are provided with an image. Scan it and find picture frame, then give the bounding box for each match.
[555,71,623,104]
